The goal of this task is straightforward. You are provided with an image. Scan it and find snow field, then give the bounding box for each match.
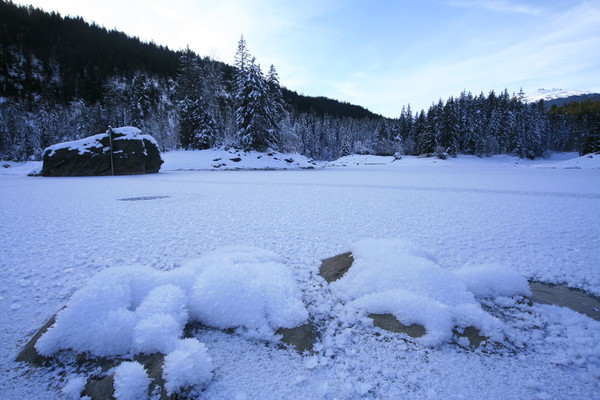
[1,152,599,399]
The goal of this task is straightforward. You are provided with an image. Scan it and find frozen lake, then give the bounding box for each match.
[1,156,599,399]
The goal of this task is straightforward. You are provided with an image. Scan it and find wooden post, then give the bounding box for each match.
[108,126,115,176]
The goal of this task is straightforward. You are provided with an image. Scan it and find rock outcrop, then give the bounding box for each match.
[40,126,163,176]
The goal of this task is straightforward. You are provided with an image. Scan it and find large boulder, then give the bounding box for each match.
[40,127,163,176]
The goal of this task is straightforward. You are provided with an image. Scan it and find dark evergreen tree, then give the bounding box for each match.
[440,97,460,156]
[235,58,278,151]
[175,48,217,149]
[374,120,394,155]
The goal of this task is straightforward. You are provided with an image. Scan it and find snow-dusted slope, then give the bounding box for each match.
[523,88,591,103]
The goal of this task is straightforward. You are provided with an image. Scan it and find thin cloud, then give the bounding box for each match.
[445,0,544,15]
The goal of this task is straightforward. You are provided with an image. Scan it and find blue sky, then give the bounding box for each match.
[14,0,600,117]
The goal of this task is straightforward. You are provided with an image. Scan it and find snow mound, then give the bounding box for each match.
[185,247,309,338]
[36,247,308,357]
[332,239,530,345]
[163,338,213,395]
[452,264,532,299]
[324,154,396,167]
[162,148,318,171]
[61,375,87,399]
[113,361,151,400]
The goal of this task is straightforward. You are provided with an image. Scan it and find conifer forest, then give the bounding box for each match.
[1,1,598,161]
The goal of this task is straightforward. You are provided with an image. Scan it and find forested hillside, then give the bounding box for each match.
[0,0,597,161]
[549,100,600,155]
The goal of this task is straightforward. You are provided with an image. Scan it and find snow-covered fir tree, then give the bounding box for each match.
[235,58,279,151]
[175,48,217,149]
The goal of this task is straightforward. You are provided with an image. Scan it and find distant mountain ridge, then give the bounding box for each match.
[523,88,600,108]
[524,88,591,102]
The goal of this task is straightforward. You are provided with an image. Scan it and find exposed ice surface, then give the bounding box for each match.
[1,152,599,399]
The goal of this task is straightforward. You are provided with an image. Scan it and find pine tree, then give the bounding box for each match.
[340,133,352,157]
[441,97,460,156]
[235,58,278,151]
[233,38,280,152]
[130,73,154,128]
[175,48,217,149]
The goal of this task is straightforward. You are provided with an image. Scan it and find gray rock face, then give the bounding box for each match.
[15,314,56,366]
[529,281,600,321]
[40,127,163,177]
[319,252,354,283]
[368,314,426,338]
[454,326,488,348]
[277,323,316,352]
[83,375,115,400]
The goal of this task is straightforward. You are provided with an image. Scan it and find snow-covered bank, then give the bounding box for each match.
[1,154,599,399]
[2,150,598,176]
[161,149,317,171]
[325,151,600,169]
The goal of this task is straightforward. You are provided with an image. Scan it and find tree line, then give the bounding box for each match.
[0,0,598,161]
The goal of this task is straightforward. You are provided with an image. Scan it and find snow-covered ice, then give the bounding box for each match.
[1,151,599,399]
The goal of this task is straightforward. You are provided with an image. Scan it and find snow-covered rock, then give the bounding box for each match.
[40,126,163,176]
[330,239,530,345]
[35,247,308,358]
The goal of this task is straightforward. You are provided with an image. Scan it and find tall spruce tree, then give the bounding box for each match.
[235,58,278,151]
[175,47,217,149]
[233,38,279,151]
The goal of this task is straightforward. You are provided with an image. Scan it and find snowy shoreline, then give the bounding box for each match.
[2,150,599,176]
